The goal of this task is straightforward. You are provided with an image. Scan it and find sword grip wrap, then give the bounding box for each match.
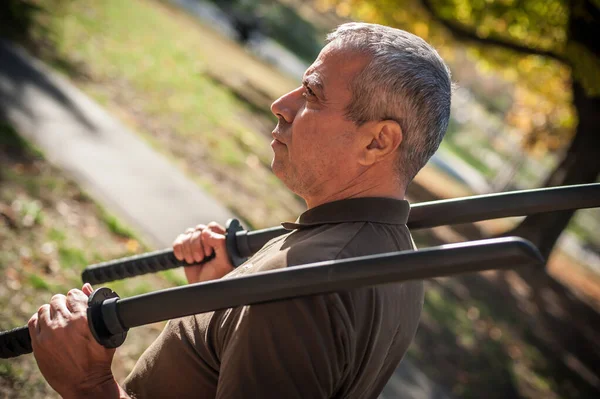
[0,326,32,359]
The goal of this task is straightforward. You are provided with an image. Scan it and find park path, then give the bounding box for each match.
[0,41,233,248]
[0,40,450,399]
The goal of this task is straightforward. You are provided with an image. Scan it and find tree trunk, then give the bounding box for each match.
[507,0,600,260]
[508,86,599,260]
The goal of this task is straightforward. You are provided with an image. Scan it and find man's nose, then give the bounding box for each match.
[270,87,303,123]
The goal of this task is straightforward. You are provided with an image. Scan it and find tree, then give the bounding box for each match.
[316,0,600,259]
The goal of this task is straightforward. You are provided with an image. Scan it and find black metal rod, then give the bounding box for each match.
[117,237,543,329]
[407,183,600,229]
[1,237,544,358]
[239,182,600,251]
[81,183,599,284]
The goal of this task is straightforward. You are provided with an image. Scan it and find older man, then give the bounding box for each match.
[28,23,452,398]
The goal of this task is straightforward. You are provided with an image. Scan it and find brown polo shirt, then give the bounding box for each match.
[123,197,424,398]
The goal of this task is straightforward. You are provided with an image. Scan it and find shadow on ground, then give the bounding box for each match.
[0,41,96,132]
[407,182,600,398]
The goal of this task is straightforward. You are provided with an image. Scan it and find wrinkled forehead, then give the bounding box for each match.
[303,44,371,103]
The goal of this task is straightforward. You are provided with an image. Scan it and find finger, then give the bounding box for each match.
[50,294,70,319]
[201,229,226,258]
[183,228,196,263]
[37,304,51,329]
[200,229,214,257]
[181,232,195,264]
[173,233,186,261]
[67,289,89,314]
[82,283,93,296]
[207,222,226,235]
[28,312,40,335]
[190,230,205,263]
[194,224,207,231]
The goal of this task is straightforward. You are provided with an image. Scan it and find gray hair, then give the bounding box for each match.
[326,22,453,184]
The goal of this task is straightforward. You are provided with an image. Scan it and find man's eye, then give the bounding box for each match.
[303,87,316,99]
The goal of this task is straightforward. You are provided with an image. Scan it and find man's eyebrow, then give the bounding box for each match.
[302,75,326,99]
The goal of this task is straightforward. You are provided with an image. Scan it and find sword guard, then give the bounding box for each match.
[226,218,247,267]
[87,287,128,349]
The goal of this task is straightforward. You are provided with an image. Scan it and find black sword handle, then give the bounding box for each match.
[81,219,246,284]
[81,248,209,285]
[0,288,126,359]
[0,326,32,358]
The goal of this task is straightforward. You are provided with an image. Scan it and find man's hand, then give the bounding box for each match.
[172,222,234,284]
[28,283,127,399]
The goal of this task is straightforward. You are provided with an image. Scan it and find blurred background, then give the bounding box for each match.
[1,0,599,398]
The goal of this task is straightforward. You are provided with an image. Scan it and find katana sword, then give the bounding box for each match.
[0,236,544,359]
[81,183,600,284]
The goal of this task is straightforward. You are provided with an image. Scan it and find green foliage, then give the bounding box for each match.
[58,246,88,269]
[430,0,568,51]
[47,227,67,243]
[27,274,51,290]
[318,0,599,156]
[100,209,137,239]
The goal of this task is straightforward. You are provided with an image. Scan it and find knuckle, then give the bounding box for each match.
[67,288,80,297]
[191,230,202,242]
[51,294,65,303]
[71,312,87,324]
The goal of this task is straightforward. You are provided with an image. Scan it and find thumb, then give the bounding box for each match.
[81,283,94,296]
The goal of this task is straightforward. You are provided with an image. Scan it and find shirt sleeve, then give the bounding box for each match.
[122,317,221,399]
[215,295,351,399]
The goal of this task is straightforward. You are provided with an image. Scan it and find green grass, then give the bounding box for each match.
[44,0,281,163]
[0,122,174,397]
[98,206,139,240]
[35,0,303,228]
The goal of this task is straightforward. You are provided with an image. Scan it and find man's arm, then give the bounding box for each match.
[28,222,232,397]
[28,283,131,399]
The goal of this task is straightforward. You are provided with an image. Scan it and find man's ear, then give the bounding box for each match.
[358,120,403,166]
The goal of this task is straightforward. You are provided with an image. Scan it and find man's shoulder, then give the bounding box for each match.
[246,221,411,271]
[334,221,414,260]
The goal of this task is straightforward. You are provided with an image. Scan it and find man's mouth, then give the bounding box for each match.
[271,131,286,145]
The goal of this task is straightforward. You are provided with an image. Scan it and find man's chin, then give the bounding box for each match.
[271,159,292,187]
[270,158,284,178]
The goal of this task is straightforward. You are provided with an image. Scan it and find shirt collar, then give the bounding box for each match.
[281,197,410,230]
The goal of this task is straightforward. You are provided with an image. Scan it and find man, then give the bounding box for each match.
[28,22,452,398]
